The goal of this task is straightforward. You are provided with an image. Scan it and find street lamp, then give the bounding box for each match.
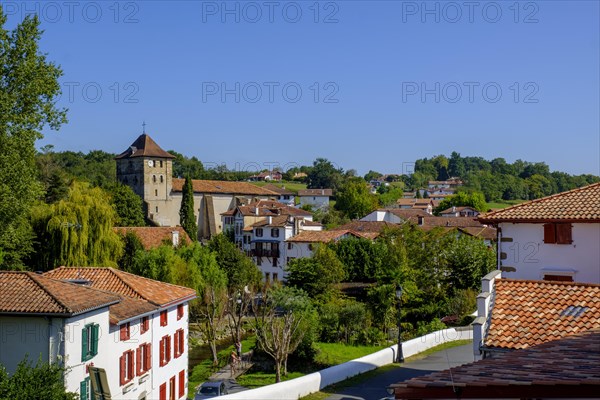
[395,284,404,363]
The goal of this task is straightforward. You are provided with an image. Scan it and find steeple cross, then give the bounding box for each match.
[142,121,146,134]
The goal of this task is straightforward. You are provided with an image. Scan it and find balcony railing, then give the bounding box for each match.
[252,249,280,258]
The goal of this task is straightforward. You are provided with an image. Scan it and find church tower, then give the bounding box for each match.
[115,132,175,226]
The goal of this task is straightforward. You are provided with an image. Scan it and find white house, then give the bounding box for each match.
[0,268,196,400]
[262,184,295,206]
[439,206,480,218]
[285,230,368,261]
[478,182,600,284]
[298,188,332,210]
[361,208,428,224]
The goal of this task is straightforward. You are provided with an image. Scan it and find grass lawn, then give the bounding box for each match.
[487,199,526,210]
[188,336,257,398]
[236,371,305,389]
[314,342,387,366]
[300,340,472,400]
[250,181,307,193]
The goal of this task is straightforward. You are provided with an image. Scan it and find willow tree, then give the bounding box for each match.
[179,175,197,240]
[0,11,67,268]
[30,182,123,269]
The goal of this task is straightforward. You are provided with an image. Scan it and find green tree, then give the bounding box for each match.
[0,12,67,268]
[364,170,382,182]
[108,183,146,226]
[29,182,123,270]
[179,175,198,240]
[253,286,316,382]
[434,191,487,214]
[334,178,378,219]
[169,150,205,179]
[286,244,345,301]
[0,356,76,400]
[446,236,496,290]
[117,231,144,273]
[307,158,343,191]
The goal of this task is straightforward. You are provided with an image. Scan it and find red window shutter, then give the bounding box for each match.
[543,223,556,243]
[119,354,126,385]
[159,338,165,366]
[173,331,179,358]
[159,383,167,400]
[179,330,184,356]
[177,304,184,320]
[120,324,127,341]
[556,223,573,244]
[136,347,142,376]
[161,310,168,326]
[145,343,152,371]
[166,335,172,362]
[144,317,150,332]
[178,370,185,398]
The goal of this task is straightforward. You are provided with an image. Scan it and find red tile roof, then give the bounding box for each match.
[109,296,158,325]
[479,182,600,223]
[392,329,600,398]
[262,184,295,195]
[485,279,600,350]
[439,206,478,214]
[172,178,277,196]
[115,134,175,159]
[286,230,368,243]
[114,227,191,249]
[337,221,395,237]
[457,226,497,241]
[44,267,196,308]
[411,216,484,228]
[224,200,312,218]
[298,189,333,196]
[0,271,120,316]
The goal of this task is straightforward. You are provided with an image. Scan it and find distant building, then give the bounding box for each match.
[262,184,295,206]
[298,188,332,210]
[116,133,277,239]
[439,206,480,218]
[286,230,369,260]
[248,170,283,182]
[114,226,191,248]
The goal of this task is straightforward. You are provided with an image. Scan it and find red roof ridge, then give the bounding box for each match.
[498,277,600,288]
[27,272,73,313]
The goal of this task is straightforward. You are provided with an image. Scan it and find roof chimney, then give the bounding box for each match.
[418,216,424,226]
[267,216,273,225]
[452,206,456,212]
[321,189,325,195]
[255,206,259,215]
[172,230,180,246]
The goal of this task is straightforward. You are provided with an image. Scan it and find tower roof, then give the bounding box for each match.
[115,133,175,159]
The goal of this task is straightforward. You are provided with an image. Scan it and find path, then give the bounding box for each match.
[208,352,254,381]
[324,343,474,400]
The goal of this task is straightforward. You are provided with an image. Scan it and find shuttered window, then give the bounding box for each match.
[141,316,149,334]
[81,324,99,362]
[136,343,152,376]
[543,223,556,243]
[174,329,184,358]
[120,322,130,341]
[543,223,573,244]
[160,310,168,326]
[177,304,184,320]
[159,383,167,400]
[119,350,135,386]
[160,335,171,366]
[178,370,186,399]
[79,377,90,400]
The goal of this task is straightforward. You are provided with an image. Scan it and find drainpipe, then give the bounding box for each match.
[496,226,502,271]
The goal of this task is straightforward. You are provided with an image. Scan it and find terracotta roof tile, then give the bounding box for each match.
[392,329,600,396]
[337,221,395,237]
[114,227,191,249]
[485,279,600,350]
[286,230,368,243]
[172,178,277,196]
[298,189,333,196]
[44,267,196,308]
[109,296,158,325]
[457,226,497,240]
[262,184,295,195]
[224,200,311,218]
[115,134,175,159]
[479,182,600,223]
[0,272,120,316]
[410,216,484,228]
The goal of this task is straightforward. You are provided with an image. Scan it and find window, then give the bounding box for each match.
[271,228,279,238]
[160,175,164,183]
[273,273,278,282]
[174,329,185,358]
[136,343,152,376]
[160,160,163,168]
[287,242,293,250]
[120,322,131,341]
[160,310,168,326]
[153,175,157,183]
[119,350,135,385]
[243,235,250,244]
[170,376,176,400]
[273,257,278,267]
[544,223,573,244]
[308,244,313,251]
[265,272,270,283]
[140,316,149,334]
[159,335,171,366]
[256,228,263,237]
[178,370,186,399]
[155,189,158,196]
[80,377,90,400]
[177,304,184,320]
[155,206,159,213]
[544,274,574,282]
[81,323,99,362]
[256,257,262,266]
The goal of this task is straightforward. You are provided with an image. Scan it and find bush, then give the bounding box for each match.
[416,319,447,337]
[357,327,387,346]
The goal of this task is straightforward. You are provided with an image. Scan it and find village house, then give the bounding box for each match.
[116,133,278,239]
[439,206,480,218]
[262,184,295,206]
[361,208,429,224]
[478,182,600,283]
[285,230,370,260]
[297,188,333,210]
[396,198,435,214]
[114,226,191,249]
[247,170,283,182]
[0,268,196,400]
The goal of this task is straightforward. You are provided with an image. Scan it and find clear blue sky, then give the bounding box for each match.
[4,0,599,176]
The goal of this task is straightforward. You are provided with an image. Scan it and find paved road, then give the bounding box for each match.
[325,343,474,400]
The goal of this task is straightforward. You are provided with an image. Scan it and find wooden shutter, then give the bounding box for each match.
[119,354,126,385]
[543,223,556,243]
[159,383,167,400]
[177,304,183,320]
[556,223,573,244]
[179,330,184,356]
[178,370,185,399]
[127,351,134,380]
[120,325,128,341]
[80,379,88,400]
[91,324,99,356]
[136,347,142,376]
[145,343,152,371]
[159,338,165,366]
[81,327,88,362]
[166,335,172,362]
[173,331,179,358]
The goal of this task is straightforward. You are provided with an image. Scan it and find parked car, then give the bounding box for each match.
[194,381,228,399]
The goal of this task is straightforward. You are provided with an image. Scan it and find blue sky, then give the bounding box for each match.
[3,0,599,176]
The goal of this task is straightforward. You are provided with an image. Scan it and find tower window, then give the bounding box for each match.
[153,175,157,183]
[155,206,159,213]
[160,175,164,183]
[155,189,158,196]
[160,160,163,168]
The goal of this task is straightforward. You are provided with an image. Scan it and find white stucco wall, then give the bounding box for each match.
[299,196,329,209]
[498,223,600,283]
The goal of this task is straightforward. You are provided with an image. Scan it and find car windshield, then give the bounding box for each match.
[199,386,219,395]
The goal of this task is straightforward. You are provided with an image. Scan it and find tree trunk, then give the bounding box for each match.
[275,361,282,383]
[283,357,288,376]
[210,341,218,366]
